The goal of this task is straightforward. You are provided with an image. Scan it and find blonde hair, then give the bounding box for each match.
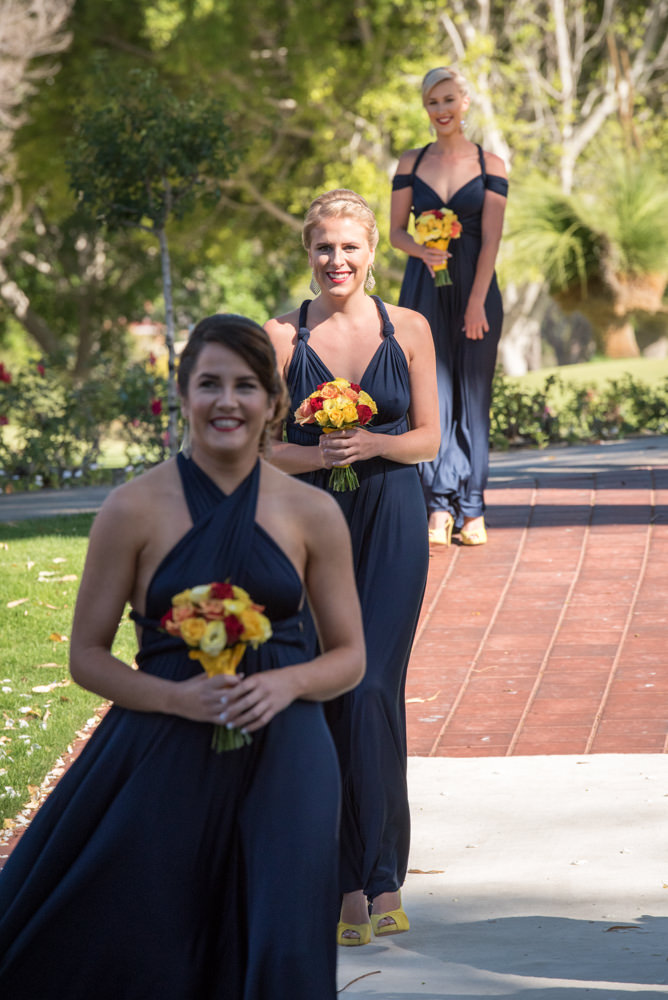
[421,66,470,102]
[302,189,379,251]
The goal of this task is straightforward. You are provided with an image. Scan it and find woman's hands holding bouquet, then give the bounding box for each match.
[170,668,299,735]
[318,426,379,468]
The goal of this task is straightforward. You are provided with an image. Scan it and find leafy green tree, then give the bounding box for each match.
[67,65,237,451]
[506,155,668,356]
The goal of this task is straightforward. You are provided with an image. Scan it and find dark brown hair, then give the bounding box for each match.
[178,314,289,446]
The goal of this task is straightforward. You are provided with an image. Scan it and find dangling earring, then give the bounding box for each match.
[460,118,467,132]
[365,265,376,292]
[309,273,320,295]
[180,421,191,458]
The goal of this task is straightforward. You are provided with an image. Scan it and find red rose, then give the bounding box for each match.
[310,397,324,411]
[0,363,11,384]
[150,398,162,415]
[350,382,361,393]
[37,363,46,377]
[148,352,157,366]
[224,614,244,643]
[210,582,234,600]
[433,210,444,219]
[316,382,327,391]
[160,609,174,629]
[357,404,373,425]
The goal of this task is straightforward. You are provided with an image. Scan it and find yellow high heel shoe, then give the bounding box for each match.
[336,920,371,946]
[428,513,454,547]
[370,892,410,937]
[459,518,487,546]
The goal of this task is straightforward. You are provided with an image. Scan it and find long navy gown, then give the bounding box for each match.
[0,456,341,1000]
[394,142,508,524]
[285,295,428,901]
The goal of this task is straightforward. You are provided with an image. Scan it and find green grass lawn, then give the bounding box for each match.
[509,356,668,391]
[0,514,136,828]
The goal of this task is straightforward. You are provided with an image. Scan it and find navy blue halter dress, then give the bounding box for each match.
[0,456,340,1000]
[394,143,508,523]
[284,296,428,900]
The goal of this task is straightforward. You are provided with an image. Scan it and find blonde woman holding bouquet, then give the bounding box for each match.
[266,189,439,945]
[0,315,365,1000]
[391,66,508,546]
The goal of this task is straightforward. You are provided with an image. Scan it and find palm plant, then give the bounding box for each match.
[506,157,668,357]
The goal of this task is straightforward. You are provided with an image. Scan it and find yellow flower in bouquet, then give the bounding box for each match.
[294,378,378,491]
[414,208,463,286]
[161,581,272,752]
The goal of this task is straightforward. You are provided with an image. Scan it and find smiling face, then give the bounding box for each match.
[307,215,374,298]
[423,78,470,135]
[181,342,276,462]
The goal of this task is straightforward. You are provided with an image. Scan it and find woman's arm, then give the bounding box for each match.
[216,490,366,734]
[318,308,440,468]
[264,315,327,475]
[463,151,507,341]
[389,151,449,278]
[69,487,240,725]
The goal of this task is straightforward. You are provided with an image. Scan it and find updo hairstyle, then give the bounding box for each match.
[302,189,379,252]
[178,313,289,450]
[421,66,470,102]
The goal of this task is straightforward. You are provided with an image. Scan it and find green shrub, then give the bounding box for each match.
[490,371,668,449]
[0,356,169,491]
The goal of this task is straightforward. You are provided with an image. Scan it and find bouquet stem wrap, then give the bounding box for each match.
[322,426,360,491]
[189,644,252,751]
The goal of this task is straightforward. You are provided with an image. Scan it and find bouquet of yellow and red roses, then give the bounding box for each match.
[414,208,463,286]
[294,377,378,491]
[161,581,272,752]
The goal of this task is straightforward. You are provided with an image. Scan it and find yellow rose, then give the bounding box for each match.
[332,377,351,387]
[172,589,194,607]
[200,620,227,656]
[189,584,212,604]
[327,408,345,428]
[340,402,357,423]
[179,617,208,646]
[232,585,251,603]
[223,598,247,616]
[314,409,330,426]
[240,609,272,647]
[358,390,377,414]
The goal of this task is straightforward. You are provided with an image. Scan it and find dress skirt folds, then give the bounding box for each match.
[394,142,509,523]
[0,456,341,1000]
[284,296,429,900]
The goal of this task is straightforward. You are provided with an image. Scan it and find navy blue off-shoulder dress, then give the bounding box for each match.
[284,296,428,901]
[0,456,340,1000]
[393,142,508,524]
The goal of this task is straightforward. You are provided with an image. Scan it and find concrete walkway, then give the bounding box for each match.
[2,435,667,997]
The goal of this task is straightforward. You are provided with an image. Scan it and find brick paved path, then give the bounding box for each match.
[407,459,668,757]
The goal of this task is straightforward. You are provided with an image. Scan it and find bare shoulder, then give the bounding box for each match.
[483,150,507,178]
[264,308,300,340]
[260,461,348,535]
[383,301,432,353]
[92,460,178,537]
[264,309,301,372]
[395,146,424,175]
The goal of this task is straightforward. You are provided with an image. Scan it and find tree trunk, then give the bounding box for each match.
[601,318,640,359]
[157,226,179,457]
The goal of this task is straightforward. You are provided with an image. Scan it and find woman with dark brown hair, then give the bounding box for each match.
[0,314,365,999]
